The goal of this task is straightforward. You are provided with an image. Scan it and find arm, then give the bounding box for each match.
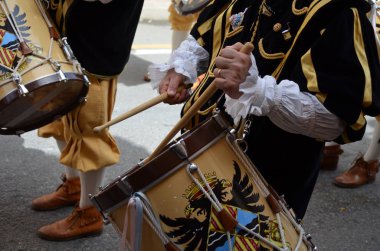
[213,43,345,141]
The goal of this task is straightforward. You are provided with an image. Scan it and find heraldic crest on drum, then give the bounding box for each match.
[0,4,32,79]
[159,161,290,250]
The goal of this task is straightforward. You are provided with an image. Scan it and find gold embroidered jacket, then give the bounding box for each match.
[186,0,380,144]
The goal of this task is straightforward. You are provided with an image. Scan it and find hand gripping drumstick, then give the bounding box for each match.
[144,42,254,163]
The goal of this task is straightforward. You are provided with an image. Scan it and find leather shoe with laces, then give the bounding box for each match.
[37,205,103,241]
[333,155,379,188]
[31,175,80,211]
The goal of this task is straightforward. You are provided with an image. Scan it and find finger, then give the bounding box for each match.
[167,78,180,97]
[230,42,244,51]
[219,47,238,59]
[215,57,234,70]
[213,67,223,78]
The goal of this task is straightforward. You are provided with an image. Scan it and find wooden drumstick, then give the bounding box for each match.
[93,92,168,133]
[93,85,188,133]
[145,42,254,163]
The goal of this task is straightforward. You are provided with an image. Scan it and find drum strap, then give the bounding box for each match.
[120,196,143,251]
[122,193,180,251]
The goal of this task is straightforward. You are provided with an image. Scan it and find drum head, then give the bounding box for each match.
[0,73,88,135]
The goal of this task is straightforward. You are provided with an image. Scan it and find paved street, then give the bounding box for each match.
[0,11,380,251]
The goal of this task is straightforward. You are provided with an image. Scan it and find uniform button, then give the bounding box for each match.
[273,23,282,32]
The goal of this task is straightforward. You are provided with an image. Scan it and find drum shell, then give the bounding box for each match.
[0,0,88,134]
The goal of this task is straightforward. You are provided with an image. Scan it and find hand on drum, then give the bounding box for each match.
[213,42,252,99]
[158,69,189,104]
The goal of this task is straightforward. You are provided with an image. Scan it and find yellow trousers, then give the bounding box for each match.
[38,75,120,172]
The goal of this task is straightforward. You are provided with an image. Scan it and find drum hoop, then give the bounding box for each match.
[91,114,230,214]
[0,72,89,135]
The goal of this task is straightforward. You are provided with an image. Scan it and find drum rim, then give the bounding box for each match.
[0,72,89,135]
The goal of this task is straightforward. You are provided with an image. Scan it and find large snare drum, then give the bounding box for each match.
[92,114,316,251]
[0,0,88,135]
[92,115,315,251]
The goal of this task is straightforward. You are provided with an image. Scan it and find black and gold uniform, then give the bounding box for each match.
[47,0,143,76]
[184,0,380,219]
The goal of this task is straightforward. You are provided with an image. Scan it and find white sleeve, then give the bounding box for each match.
[224,57,345,141]
[148,35,209,89]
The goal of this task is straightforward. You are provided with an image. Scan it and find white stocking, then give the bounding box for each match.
[363,119,380,162]
[79,168,105,208]
[172,30,189,51]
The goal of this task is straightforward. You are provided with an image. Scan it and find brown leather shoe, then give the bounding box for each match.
[37,205,103,241]
[31,175,80,211]
[320,144,343,170]
[333,155,379,188]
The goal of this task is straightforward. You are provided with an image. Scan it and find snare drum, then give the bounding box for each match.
[92,114,316,251]
[0,0,88,135]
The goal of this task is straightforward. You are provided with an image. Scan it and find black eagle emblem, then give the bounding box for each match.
[159,160,273,251]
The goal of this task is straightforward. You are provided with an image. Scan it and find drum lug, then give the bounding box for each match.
[60,37,77,61]
[17,84,29,96]
[12,73,29,96]
[305,233,317,250]
[170,139,188,160]
[83,74,91,86]
[213,110,230,130]
[119,176,134,197]
[89,194,111,224]
[57,69,67,82]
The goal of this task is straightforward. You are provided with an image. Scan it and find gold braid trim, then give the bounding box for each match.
[292,0,308,16]
[258,38,285,59]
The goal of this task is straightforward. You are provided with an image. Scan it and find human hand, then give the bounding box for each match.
[158,69,189,104]
[213,42,252,99]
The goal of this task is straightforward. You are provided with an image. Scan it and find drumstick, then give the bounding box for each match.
[93,92,168,133]
[93,85,188,133]
[145,42,254,163]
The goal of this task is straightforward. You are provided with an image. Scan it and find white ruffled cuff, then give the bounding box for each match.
[148,35,209,90]
[225,75,277,125]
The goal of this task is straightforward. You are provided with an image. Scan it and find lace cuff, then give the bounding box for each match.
[224,75,277,125]
[148,35,209,89]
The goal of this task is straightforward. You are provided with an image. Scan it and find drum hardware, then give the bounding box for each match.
[91,174,134,223]
[12,73,28,96]
[51,61,67,82]
[305,233,317,251]
[59,37,77,62]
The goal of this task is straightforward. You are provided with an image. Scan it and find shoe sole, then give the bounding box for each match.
[332,179,374,188]
[37,229,103,241]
